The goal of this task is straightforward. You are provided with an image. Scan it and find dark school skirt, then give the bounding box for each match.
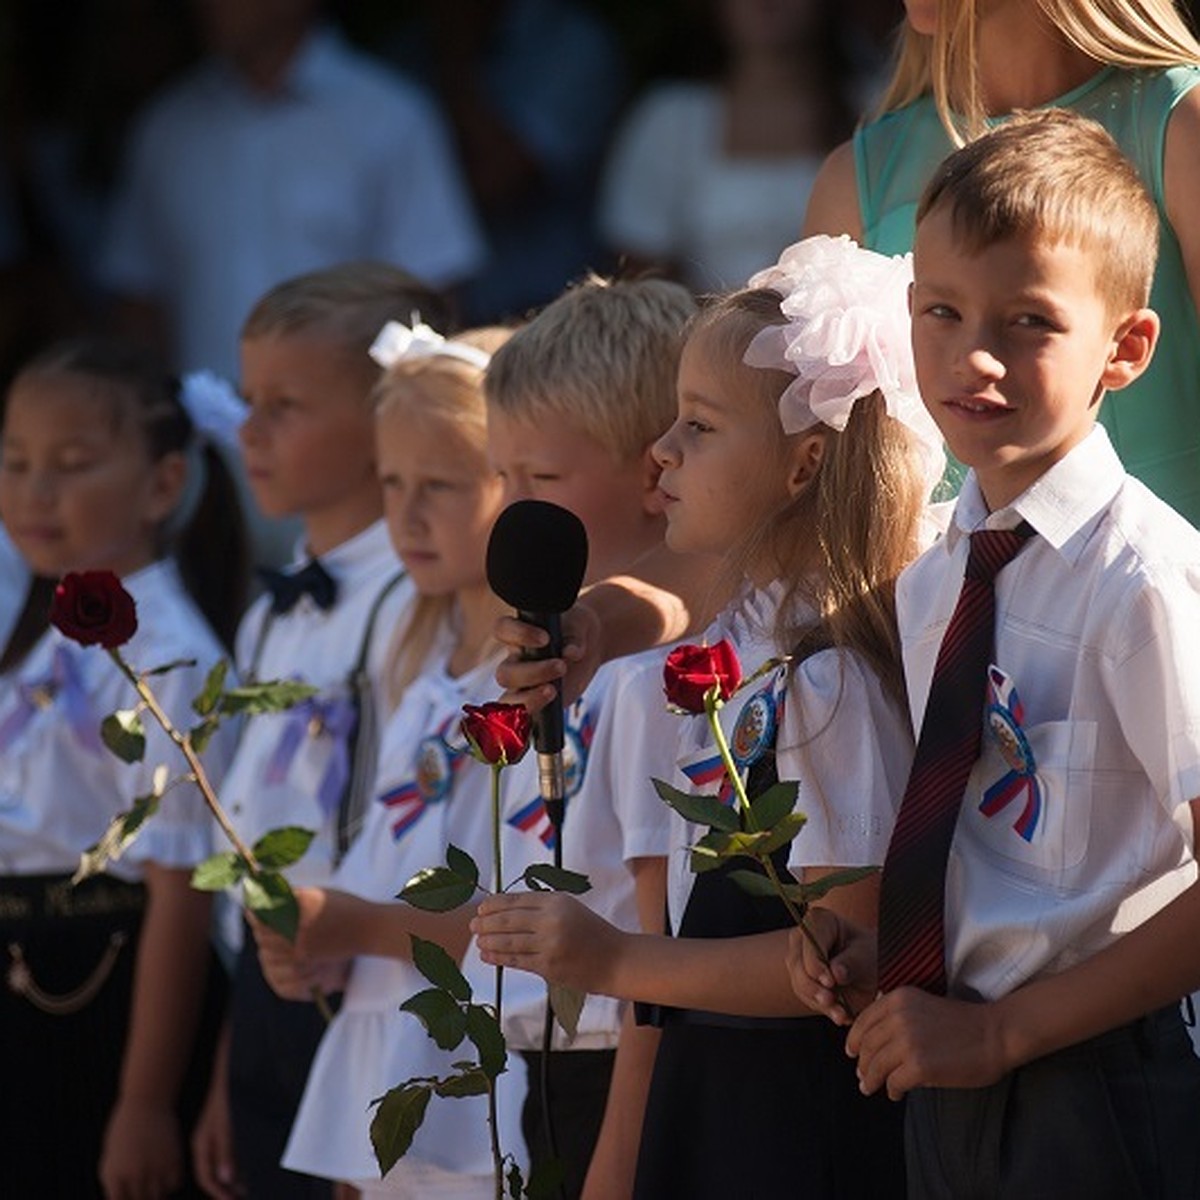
[633,853,906,1200]
[0,871,226,1198]
[520,1046,617,1199]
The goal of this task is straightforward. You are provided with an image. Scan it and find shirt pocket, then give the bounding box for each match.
[963,719,1098,883]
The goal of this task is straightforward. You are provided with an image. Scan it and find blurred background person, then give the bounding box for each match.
[599,0,856,294]
[96,0,484,380]
[386,0,627,324]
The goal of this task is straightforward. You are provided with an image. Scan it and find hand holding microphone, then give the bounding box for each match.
[486,500,589,833]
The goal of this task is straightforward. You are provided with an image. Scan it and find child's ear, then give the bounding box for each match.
[785,431,826,498]
[639,441,666,515]
[147,450,188,523]
[1101,308,1160,392]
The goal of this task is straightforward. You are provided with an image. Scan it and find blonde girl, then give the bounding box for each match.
[805,0,1200,523]
[251,323,532,1199]
[0,337,246,1198]
[473,235,943,1198]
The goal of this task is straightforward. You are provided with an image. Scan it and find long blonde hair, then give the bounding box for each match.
[881,0,1200,141]
[691,290,928,710]
[374,327,512,706]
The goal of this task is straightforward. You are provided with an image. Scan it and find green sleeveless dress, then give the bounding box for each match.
[856,66,1200,522]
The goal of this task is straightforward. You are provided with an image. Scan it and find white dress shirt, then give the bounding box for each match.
[897,426,1200,1001]
[100,27,484,377]
[0,559,233,877]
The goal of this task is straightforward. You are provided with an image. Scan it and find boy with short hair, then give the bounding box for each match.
[792,108,1200,1196]
[193,262,445,1200]
[484,274,712,1198]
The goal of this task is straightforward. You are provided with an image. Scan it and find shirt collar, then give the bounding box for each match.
[946,426,1123,565]
[293,519,399,587]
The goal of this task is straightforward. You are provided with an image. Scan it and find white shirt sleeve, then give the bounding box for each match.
[781,649,912,871]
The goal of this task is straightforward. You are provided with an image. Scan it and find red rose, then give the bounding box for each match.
[461,702,531,767]
[49,571,138,649]
[663,639,743,714]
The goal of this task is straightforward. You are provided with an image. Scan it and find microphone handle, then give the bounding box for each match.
[518,610,567,829]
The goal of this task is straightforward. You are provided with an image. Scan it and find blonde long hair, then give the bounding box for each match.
[691,290,928,710]
[881,0,1200,141]
[374,327,512,707]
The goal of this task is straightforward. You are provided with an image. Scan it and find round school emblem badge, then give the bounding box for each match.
[731,688,777,770]
[987,704,1035,777]
[415,735,454,804]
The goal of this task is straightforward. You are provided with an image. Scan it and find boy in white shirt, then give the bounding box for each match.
[791,109,1200,1196]
[192,263,442,1200]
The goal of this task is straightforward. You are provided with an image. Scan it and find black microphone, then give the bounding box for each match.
[486,499,589,831]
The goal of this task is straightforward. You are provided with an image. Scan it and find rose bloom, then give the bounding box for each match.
[461,702,531,767]
[662,639,742,714]
[49,570,138,649]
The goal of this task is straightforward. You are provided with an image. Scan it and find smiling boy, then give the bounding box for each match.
[791,109,1200,1197]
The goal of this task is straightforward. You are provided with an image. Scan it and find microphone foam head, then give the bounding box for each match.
[486,499,589,613]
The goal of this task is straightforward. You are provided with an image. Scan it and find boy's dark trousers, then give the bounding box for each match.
[905,1002,1200,1199]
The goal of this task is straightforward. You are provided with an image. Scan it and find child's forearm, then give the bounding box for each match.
[119,865,212,1105]
[603,926,815,1018]
[352,897,474,965]
[991,874,1200,1071]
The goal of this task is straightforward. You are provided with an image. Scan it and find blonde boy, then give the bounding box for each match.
[194,263,448,1200]
[482,275,709,1197]
[794,110,1200,1197]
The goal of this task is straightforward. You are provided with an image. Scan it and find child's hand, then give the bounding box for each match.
[191,1043,240,1200]
[786,906,877,1024]
[250,887,352,1000]
[100,1098,183,1199]
[494,605,599,710]
[472,891,621,993]
[847,988,1011,1100]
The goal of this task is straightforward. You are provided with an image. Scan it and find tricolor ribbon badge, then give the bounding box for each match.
[978,665,1042,842]
[507,700,597,849]
[379,715,467,841]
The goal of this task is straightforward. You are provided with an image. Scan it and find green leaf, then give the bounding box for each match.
[188,717,220,755]
[411,935,472,1001]
[252,826,316,870]
[549,982,586,1041]
[652,778,739,832]
[750,780,800,830]
[505,1158,526,1199]
[73,791,162,882]
[400,865,478,912]
[191,850,248,891]
[243,870,300,941]
[687,827,774,873]
[400,987,468,1050]
[218,679,319,716]
[726,868,783,899]
[523,864,591,895]
[756,811,809,856]
[369,1082,432,1175]
[101,709,146,763]
[191,659,228,716]
[465,1003,507,1080]
[142,656,197,678]
[792,864,879,903]
[433,1066,490,1098]
[445,844,480,889]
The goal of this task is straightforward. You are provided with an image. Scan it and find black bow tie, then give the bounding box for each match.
[257,558,338,614]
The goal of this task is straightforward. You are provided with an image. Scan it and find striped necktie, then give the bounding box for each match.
[876,523,1035,995]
